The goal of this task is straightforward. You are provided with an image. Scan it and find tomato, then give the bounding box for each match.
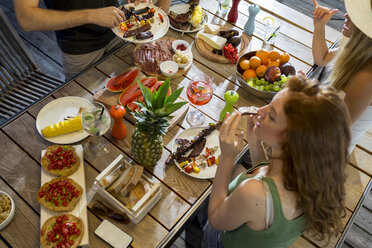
[184,165,194,173]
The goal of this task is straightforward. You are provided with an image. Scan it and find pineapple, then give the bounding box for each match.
[131,78,187,167]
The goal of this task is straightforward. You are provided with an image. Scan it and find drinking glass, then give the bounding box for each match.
[82,102,111,158]
[186,74,213,126]
[262,19,281,51]
[218,0,231,15]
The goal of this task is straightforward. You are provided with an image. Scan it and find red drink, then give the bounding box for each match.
[187,81,213,106]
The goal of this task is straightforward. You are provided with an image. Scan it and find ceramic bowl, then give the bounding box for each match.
[172,40,190,53]
[236,51,276,100]
[160,61,179,77]
[173,53,191,69]
[0,191,15,230]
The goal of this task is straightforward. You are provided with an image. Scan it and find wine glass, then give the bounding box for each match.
[186,74,213,126]
[82,102,111,158]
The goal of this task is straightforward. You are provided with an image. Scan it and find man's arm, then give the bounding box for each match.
[14,0,125,32]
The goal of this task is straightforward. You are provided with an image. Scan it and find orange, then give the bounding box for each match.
[256,49,270,65]
[279,52,290,64]
[268,50,280,61]
[239,59,250,70]
[268,60,280,68]
[249,56,261,69]
[242,69,257,80]
[256,65,268,78]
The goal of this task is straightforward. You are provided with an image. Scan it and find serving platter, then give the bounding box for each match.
[36,97,92,144]
[40,145,89,247]
[195,26,252,64]
[112,3,169,44]
[172,126,220,179]
[168,3,207,33]
[133,36,193,79]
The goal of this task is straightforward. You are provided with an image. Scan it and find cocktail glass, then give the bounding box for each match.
[218,0,231,15]
[262,18,281,51]
[186,74,213,126]
[82,102,111,158]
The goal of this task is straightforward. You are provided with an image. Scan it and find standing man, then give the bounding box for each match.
[14,0,171,81]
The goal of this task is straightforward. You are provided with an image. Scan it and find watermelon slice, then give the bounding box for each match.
[105,67,140,92]
[118,77,157,106]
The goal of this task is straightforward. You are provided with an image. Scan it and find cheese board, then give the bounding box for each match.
[195,25,251,64]
[40,145,89,247]
[132,36,193,79]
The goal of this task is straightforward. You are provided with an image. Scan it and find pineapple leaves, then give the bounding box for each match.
[165,101,188,115]
[166,87,184,105]
[138,80,153,108]
[154,78,170,110]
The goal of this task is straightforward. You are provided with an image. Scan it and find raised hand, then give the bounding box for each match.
[312,0,338,26]
[219,111,245,159]
[90,7,125,28]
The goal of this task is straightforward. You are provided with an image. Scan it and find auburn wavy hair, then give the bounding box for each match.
[281,76,350,243]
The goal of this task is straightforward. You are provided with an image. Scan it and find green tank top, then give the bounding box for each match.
[221,163,307,248]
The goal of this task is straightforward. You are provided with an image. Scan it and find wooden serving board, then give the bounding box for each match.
[40,145,89,248]
[93,78,189,129]
[133,36,192,79]
[195,27,251,64]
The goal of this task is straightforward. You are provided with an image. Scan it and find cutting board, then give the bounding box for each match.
[133,36,192,79]
[93,77,189,129]
[40,145,89,247]
[195,27,251,64]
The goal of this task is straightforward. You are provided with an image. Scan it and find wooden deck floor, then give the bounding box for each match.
[1,0,371,247]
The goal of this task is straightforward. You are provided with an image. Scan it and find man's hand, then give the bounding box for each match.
[312,0,338,26]
[89,7,125,28]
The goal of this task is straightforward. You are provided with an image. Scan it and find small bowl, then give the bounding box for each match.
[173,54,191,69]
[172,40,190,53]
[0,191,15,230]
[160,61,179,77]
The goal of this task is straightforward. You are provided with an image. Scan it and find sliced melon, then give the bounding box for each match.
[118,77,157,106]
[105,67,140,92]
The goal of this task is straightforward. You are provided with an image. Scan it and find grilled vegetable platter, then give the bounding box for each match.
[112,3,169,43]
[168,1,207,33]
[171,124,221,179]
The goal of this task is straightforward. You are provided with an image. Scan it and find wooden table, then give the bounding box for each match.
[1,1,371,247]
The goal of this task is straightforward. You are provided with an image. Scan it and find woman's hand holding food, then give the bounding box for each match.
[219,111,245,160]
[312,0,338,26]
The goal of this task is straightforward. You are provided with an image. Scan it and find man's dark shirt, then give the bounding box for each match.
[44,0,117,54]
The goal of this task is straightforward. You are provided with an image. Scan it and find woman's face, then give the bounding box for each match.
[342,13,355,38]
[252,89,288,148]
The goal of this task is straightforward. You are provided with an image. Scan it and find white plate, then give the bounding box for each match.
[112,3,169,44]
[168,4,207,33]
[36,96,92,144]
[172,126,220,179]
[0,191,15,230]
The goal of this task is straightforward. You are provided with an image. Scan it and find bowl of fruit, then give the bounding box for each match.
[236,49,296,99]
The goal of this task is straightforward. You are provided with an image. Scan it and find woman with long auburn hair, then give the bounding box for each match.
[203,76,350,248]
[312,0,372,153]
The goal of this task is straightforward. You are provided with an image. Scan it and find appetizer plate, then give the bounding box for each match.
[40,145,89,247]
[168,3,207,33]
[172,126,220,179]
[112,3,169,44]
[36,96,92,144]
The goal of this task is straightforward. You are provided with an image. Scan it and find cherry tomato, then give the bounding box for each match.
[184,164,194,173]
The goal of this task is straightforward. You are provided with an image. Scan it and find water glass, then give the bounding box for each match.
[218,0,231,15]
[262,20,281,50]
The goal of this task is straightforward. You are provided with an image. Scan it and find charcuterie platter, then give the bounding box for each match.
[133,36,192,79]
[195,24,251,64]
[112,3,169,44]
